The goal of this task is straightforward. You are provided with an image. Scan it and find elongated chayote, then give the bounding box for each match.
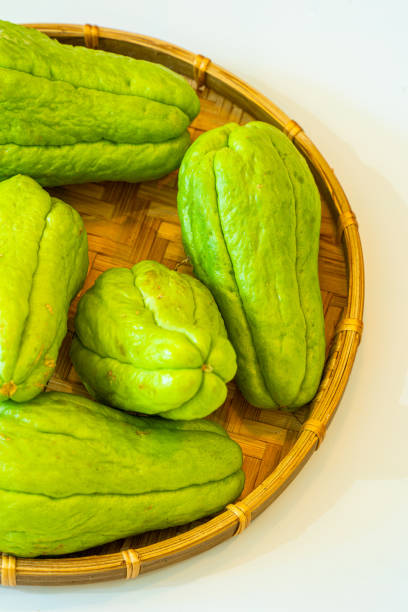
[0,392,244,556]
[0,175,88,402]
[0,21,200,185]
[178,121,325,409]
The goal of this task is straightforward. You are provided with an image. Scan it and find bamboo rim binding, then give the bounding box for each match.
[336,317,363,340]
[1,554,16,587]
[283,119,303,141]
[227,502,252,535]
[84,24,99,49]
[122,549,141,579]
[4,23,363,586]
[193,54,211,90]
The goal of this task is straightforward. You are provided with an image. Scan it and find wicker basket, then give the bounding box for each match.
[0,23,364,587]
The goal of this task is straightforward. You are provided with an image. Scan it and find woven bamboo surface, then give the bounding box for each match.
[0,24,364,586]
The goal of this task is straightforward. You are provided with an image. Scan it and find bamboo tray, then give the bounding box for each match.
[0,23,364,587]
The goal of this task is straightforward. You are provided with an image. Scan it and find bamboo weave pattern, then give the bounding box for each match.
[45,88,349,551]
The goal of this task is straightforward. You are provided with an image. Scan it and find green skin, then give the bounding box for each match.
[178,122,325,410]
[0,21,200,186]
[71,261,237,419]
[0,392,244,557]
[0,175,88,402]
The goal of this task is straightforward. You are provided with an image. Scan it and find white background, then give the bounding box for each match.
[2,1,407,610]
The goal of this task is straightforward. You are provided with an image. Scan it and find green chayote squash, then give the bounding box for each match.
[71,260,237,419]
[0,175,88,402]
[178,121,325,410]
[0,21,200,186]
[0,392,244,557]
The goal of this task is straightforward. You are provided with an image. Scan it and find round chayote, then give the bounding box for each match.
[71,260,237,419]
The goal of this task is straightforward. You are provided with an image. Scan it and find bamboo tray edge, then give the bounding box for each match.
[0,23,365,587]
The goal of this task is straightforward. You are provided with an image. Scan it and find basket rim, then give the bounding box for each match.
[1,22,365,587]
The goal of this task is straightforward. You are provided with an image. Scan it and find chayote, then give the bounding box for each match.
[71,260,237,419]
[0,21,200,186]
[0,392,244,557]
[178,121,325,410]
[0,175,88,402]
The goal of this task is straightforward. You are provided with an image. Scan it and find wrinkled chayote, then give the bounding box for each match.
[0,21,200,185]
[0,175,88,402]
[0,392,244,557]
[71,260,237,419]
[178,121,325,410]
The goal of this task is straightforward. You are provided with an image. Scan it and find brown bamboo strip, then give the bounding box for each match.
[307,333,361,433]
[2,23,365,586]
[15,553,130,585]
